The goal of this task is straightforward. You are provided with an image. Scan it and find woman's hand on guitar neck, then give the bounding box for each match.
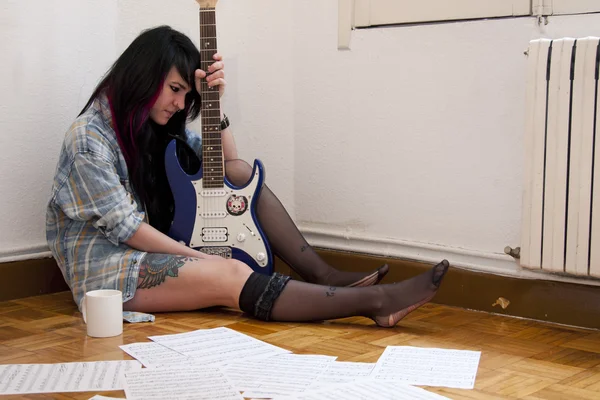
[195,53,226,100]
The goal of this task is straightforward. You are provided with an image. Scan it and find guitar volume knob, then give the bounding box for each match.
[236,233,246,242]
[256,252,266,262]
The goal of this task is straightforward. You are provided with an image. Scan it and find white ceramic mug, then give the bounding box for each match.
[82,289,123,338]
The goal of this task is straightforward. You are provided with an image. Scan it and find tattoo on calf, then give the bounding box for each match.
[325,286,337,297]
[137,255,195,289]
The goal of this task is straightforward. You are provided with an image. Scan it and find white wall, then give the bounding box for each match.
[0,0,118,259]
[1,0,598,284]
[0,0,295,262]
[289,3,600,282]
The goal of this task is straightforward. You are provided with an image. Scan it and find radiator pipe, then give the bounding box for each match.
[504,246,521,259]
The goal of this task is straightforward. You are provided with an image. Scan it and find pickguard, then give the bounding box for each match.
[189,176,268,269]
[164,139,273,274]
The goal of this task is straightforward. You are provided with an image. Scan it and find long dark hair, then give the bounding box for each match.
[80,26,201,233]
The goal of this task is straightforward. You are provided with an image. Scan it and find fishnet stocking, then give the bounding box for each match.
[225,160,388,287]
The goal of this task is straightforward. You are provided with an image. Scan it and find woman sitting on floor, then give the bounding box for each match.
[46,26,450,328]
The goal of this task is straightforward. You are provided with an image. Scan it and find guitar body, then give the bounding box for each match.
[165,139,273,274]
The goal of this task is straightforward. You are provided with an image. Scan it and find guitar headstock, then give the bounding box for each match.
[196,0,218,8]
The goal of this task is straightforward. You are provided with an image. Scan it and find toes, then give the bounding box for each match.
[379,264,390,275]
[376,264,390,284]
[432,260,450,287]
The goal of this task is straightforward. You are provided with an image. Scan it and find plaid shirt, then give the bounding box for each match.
[46,94,201,310]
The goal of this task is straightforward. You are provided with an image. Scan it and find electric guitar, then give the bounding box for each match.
[164,0,273,274]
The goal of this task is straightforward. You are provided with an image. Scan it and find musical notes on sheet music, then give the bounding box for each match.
[148,327,290,366]
[123,366,243,400]
[371,346,481,389]
[308,361,375,390]
[273,379,450,400]
[120,342,190,368]
[0,361,141,395]
[225,354,336,398]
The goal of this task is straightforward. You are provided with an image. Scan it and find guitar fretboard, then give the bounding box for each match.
[199,8,223,189]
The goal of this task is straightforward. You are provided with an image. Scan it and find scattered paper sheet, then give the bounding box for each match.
[123,365,243,400]
[120,342,191,368]
[149,327,290,366]
[371,346,481,389]
[308,361,375,389]
[0,360,141,395]
[274,379,450,399]
[224,354,336,398]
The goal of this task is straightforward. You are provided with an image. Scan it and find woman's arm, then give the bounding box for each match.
[57,132,213,260]
[125,222,213,259]
[220,115,238,161]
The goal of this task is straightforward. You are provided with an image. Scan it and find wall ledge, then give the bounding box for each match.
[0,244,52,263]
[299,223,600,287]
[2,247,599,329]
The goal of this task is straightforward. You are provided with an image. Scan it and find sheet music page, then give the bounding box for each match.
[120,342,191,367]
[123,365,243,400]
[224,354,336,399]
[308,361,375,389]
[0,360,141,395]
[149,327,290,366]
[274,379,450,400]
[371,346,481,389]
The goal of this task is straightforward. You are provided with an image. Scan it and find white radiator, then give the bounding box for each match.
[521,37,600,277]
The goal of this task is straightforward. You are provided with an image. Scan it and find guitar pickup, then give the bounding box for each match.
[200,189,227,197]
[202,227,228,242]
[198,247,232,258]
[199,211,227,218]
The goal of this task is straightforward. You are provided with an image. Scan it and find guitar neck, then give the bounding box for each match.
[199,7,223,188]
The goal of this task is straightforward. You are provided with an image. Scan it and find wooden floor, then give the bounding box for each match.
[1,292,599,399]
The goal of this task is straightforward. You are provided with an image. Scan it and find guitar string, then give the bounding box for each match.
[204,7,212,241]
[202,7,216,247]
[201,7,209,241]
[200,7,207,245]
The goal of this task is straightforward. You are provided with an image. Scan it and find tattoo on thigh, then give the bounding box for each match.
[300,245,308,252]
[137,254,195,289]
[325,286,337,297]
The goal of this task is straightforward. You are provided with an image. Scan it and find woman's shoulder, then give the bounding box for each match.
[63,97,120,163]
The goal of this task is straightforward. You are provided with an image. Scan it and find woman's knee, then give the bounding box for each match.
[225,159,253,186]
[127,258,253,311]
[221,258,254,278]
[203,259,253,306]
[195,258,253,289]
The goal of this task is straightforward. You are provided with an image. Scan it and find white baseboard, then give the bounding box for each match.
[299,223,600,287]
[4,229,599,287]
[0,244,52,263]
